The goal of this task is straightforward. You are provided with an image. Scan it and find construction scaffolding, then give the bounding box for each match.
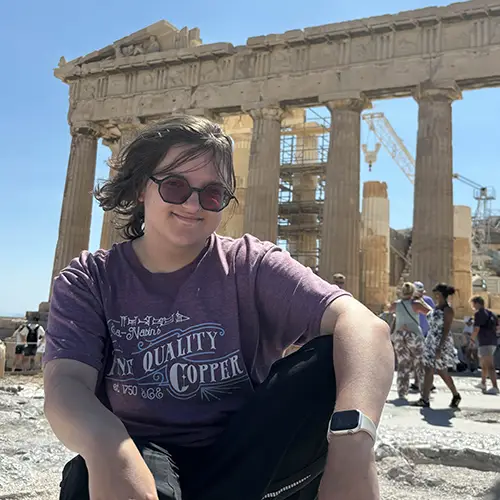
[278,108,330,271]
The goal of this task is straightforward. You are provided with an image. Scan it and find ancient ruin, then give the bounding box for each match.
[46,0,500,315]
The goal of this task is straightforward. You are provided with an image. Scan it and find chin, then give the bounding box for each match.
[164,228,212,249]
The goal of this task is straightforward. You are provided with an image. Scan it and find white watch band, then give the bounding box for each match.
[359,412,377,442]
[327,410,377,443]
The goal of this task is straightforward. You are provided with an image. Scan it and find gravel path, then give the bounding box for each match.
[0,373,499,499]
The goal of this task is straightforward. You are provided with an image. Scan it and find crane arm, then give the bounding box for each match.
[452,173,483,190]
[362,112,415,184]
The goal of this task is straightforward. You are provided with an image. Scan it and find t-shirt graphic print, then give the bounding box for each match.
[106,311,248,403]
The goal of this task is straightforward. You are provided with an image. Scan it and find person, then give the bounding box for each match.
[22,316,44,371]
[332,273,346,289]
[10,323,27,372]
[412,283,461,409]
[413,281,435,337]
[409,281,435,391]
[469,296,499,394]
[462,316,479,372]
[43,116,394,500]
[389,282,433,399]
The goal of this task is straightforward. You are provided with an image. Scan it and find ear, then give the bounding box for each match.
[138,183,147,203]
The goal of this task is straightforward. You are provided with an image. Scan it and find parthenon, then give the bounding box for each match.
[49,0,500,311]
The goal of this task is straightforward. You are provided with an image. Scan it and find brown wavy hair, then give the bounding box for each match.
[94,115,236,240]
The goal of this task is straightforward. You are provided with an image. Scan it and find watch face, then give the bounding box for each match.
[329,410,361,432]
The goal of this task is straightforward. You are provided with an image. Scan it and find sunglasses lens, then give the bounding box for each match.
[159,177,191,204]
[200,185,229,212]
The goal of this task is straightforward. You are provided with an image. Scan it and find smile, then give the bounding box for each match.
[172,213,203,224]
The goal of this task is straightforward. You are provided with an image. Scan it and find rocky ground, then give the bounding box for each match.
[0,372,499,499]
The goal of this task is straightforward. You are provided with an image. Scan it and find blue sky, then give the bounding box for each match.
[0,0,498,316]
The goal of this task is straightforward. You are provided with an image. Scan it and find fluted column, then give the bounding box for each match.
[319,95,370,297]
[411,81,461,287]
[360,181,390,313]
[99,127,139,249]
[453,205,472,319]
[243,106,285,242]
[220,114,252,238]
[50,122,99,288]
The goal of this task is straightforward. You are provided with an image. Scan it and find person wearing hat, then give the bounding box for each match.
[413,282,435,337]
[410,282,435,392]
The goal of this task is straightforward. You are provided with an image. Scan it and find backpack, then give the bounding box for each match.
[487,310,499,332]
[26,324,39,345]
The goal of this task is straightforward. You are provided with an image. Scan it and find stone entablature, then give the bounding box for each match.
[56,0,500,127]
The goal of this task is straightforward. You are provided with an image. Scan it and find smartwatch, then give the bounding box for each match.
[327,409,377,443]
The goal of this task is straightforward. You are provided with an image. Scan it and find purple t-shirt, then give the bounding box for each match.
[45,234,348,447]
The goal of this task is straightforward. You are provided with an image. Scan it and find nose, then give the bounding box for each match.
[181,191,201,212]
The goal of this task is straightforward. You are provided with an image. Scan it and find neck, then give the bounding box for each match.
[133,232,209,273]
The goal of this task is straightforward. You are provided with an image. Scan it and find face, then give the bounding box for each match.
[470,301,480,311]
[433,290,444,303]
[415,289,423,298]
[141,145,230,250]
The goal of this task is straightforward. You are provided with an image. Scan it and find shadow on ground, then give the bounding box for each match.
[419,408,457,427]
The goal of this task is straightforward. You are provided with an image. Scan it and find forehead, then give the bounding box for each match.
[155,145,219,184]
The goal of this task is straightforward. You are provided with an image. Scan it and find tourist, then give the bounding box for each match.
[413,281,435,337]
[332,272,346,289]
[389,282,433,399]
[43,116,394,500]
[10,323,27,372]
[22,315,43,371]
[10,317,44,372]
[469,296,499,394]
[410,281,435,392]
[462,316,479,372]
[412,283,461,409]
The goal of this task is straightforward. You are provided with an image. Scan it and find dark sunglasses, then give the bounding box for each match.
[150,175,234,212]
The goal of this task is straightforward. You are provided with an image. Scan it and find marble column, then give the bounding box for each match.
[453,205,473,319]
[219,114,252,238]
[319,95,370,297]
[411,81,462,287]
[243,106,285,242]
[50,122,99,289]
[360,181,390,313]
[99,127,139,249]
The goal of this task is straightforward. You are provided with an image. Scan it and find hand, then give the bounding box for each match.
[85,438,159,500]
[435,347,442,360]
[319,433,378,499]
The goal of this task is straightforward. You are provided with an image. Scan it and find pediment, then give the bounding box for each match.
[56,20,202,71]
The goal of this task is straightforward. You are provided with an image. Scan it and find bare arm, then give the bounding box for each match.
[412,301,431,315]
[388,301,397,314]
[318,296,393,499]
[439,307,454,348]
[320,296,394,426]
[44,359,132,459]
[470,326,480,342]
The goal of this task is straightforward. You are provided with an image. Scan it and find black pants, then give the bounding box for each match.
[59,336,336,500]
